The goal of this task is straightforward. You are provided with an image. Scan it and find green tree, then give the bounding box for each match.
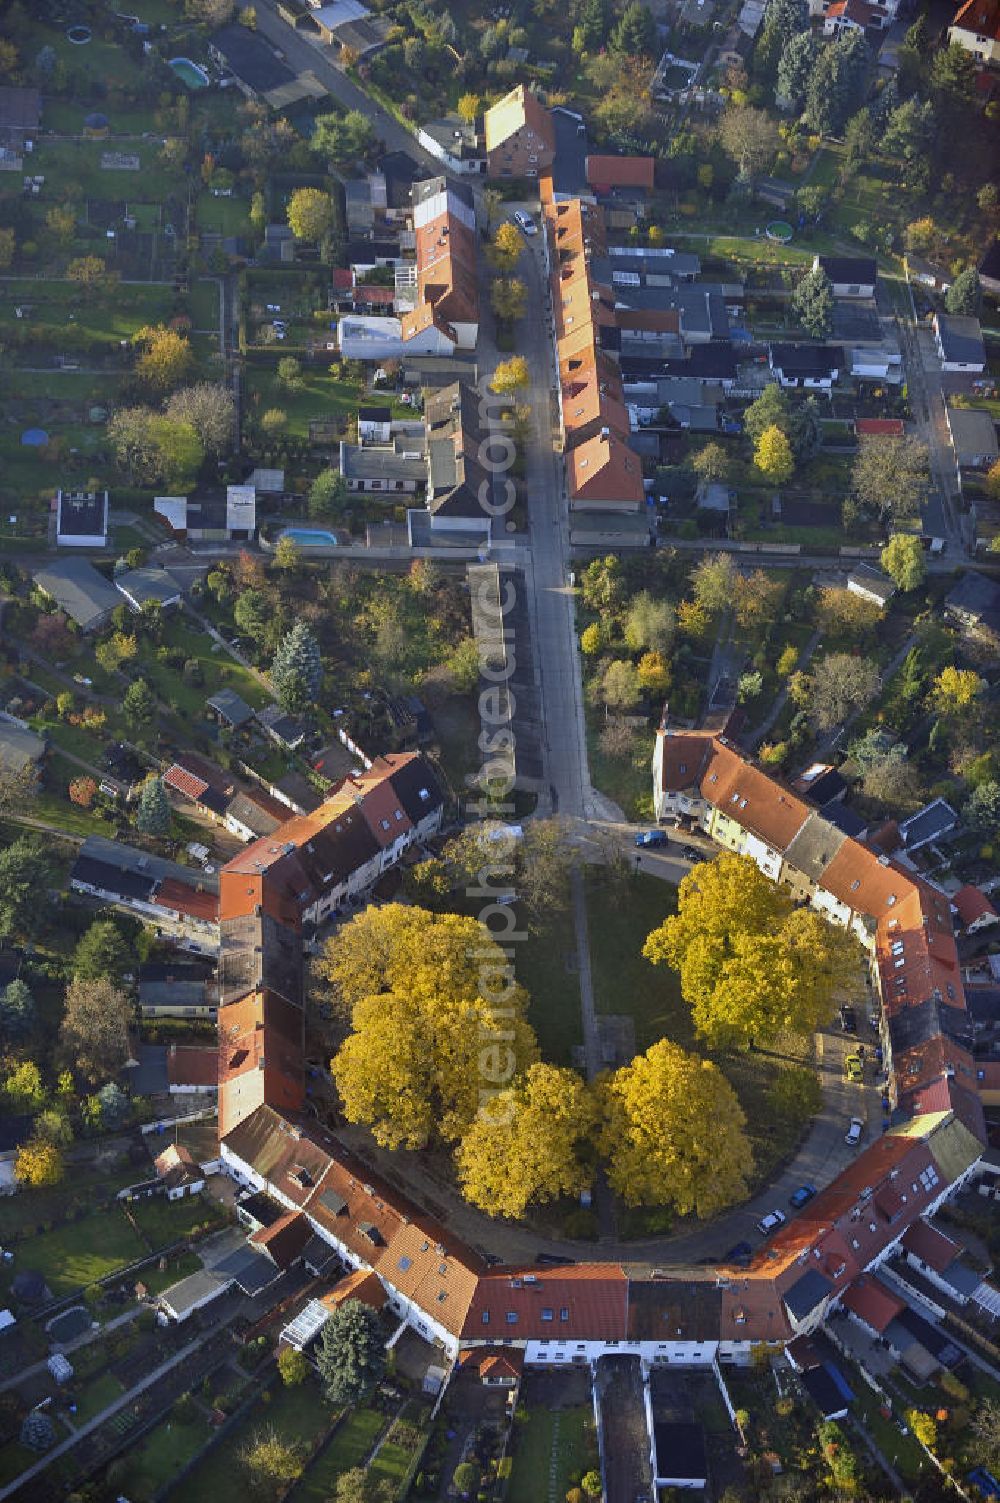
[757,0,809,75]
[965,780,1000,835]
[277,1346,309,1387]
[599,1038,753,1213]
[272,532,299,570]
[73,920,130,983]
[743,383,789,447]
[308,468,349,519]
[316,1300,386,1406]
[277,356,303,390]
[312,110,373,166]
[271,621,323,708]
[971,1401,1000,1475]
[4,1060,44,1110]
[804,32,870,137]
[791,266,834,339]
[0,978,35,1043]
[136,776,171,836]
[945,267,982,317]
[601,659,641,711]
[95,1082,131,1129]
[123,678,155,731]
[490,276,528,324]
[0,837,54,940]
[240,1426,305,1495]
[691,442,732,487]
[625,593,676,655]
[880,534,926,591]
[452,1462,479,1497]
[789,396,822,463]
[234,588,269,639]
[883,96,935,164]
[690,553,737,616]
[609,1,655,56]
[776,31,820,110]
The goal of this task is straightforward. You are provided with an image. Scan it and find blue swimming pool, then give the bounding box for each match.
[169,57,210,90]
[279,527,341,548]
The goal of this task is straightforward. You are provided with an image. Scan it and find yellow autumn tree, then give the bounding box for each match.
[326,906,538,1149]
[489,221,523,272]
[490,356,530,395]
[457,92,480,124]
[286,186,335,243]
[643,852,861,1047]
[456,1063,597,1218]
[930,665,985,716]
[754,424,794,484]
[598,1039,753,1214]
[133,325,195,394]
[15,1137,65,1188]
[637,650,671,696]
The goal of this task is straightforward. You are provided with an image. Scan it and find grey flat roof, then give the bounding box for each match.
[341,440,426,484]
[936,314,986,365]
[0,722,45,776]
[115,566,183,607]
[160,1267,231,1316]
[946,406,998,457]
[33,559,120,629]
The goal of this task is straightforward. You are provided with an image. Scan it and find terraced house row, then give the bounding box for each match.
[206,726,991,1372]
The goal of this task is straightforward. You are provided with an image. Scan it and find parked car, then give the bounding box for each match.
[845,1054,863,1083]
[723,1241,753,1267]
[839,1006,858,1034]
[534,1252,575,1266]
[868,1011,879,1030]
[635,830,668,848]
[845,1116,864,1146]
[789,1184,817,1209]
[682,846,700,861]
[513,210,536,235]
[756,1209,787,1237]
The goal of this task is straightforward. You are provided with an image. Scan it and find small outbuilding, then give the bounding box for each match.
[56,489,108,549]
[847,564,896,610]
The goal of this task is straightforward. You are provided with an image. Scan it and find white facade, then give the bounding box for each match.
[337,314,455,361]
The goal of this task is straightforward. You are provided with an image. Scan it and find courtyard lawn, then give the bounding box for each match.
[1,1205,146,1299]
[507,1404,592,1503]
[30,136,183,204]
[190,280,222,331]
[514,901,582,1066]
[173,1380,334,1503]
[290,1407,386,1501]
[119,1412,214,1502]
[585,870,816,1189]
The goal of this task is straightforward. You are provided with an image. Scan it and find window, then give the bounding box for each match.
[482,1311,490,1325]
[506,1312,518,1325]
[541,1308,553,1321]
[559,1308,569,1322]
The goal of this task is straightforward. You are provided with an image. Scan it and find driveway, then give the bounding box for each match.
[253,1,443,172]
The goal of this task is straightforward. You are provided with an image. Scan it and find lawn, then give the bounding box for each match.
[196,191,251,238]
[128,1191,226,1247]
[190,280,222,331]
[0,277,177,345]
[174,1380,334,1503]
[507,1404,592,1503]
[119,1412,214,1502]
[243,364,363,441]
[29,137,182,204]
[290,1407,386,1501]
[135,613,272,719]
[73,1370,125,1425]
[585,870,816,1191]
[0,1203,146,1299]
[514,899,582,1066]
[587,719,656,821]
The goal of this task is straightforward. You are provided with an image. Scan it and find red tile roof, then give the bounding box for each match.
[856,418,905,437]
[166,1045,218,1089]
[321,1269,388,1311]
[164,763,210,801]
[155,878,219,923]
[463,1265,629,1341]
[900,1218,961,1273]
[586,155,655,191]
[952,0,1000,43]
[953,885,997,928]
[841,1275,904,1333]
[250,1209,312,1269]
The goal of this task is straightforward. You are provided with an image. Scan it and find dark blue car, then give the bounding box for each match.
[789,1183,817,1209]
[723,1241,753,1267]
[635,830,668,848]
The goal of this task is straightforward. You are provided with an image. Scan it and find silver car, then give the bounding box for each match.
[845,1116,864,1146]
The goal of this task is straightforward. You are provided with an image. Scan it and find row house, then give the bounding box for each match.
[70,836,219,953]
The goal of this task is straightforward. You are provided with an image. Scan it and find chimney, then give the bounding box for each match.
[599,427,610,440]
